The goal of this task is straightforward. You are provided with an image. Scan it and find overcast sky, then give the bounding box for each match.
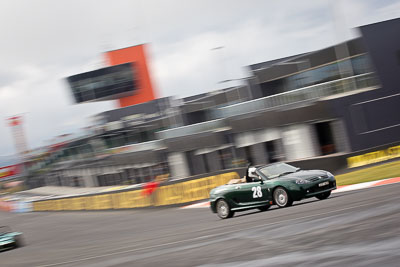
[0,0,399,161]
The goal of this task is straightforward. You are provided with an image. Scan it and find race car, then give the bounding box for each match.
[0,226,24,251]
[210,162,336,219]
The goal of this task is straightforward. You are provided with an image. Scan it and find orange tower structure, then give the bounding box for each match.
[105,44,158,108]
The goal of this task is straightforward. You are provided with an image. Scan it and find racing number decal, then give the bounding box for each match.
[252,186,262,198]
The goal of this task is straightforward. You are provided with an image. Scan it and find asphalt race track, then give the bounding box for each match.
[1,183,400,267]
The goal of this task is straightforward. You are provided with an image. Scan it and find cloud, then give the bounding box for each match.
[0,0,398,157]
[152,8,336,98]
[0,63,114,155]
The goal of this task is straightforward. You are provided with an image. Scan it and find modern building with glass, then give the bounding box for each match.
[25,18,400,188]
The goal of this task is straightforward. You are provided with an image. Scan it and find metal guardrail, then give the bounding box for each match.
[218,72,378,117]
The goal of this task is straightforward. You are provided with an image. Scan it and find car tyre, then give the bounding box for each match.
[258,205,270,212]
[216,199,234,219]
[273,187,293,208]
[315,191,331,200]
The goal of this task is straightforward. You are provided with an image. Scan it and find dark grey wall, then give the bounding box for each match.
[250,143,269,165]
[164,132,226,152]
[360,18,400,96]
[98,97,172,123]
[328,18,400,151]
[206,151,223,173]
[228,100,334,133]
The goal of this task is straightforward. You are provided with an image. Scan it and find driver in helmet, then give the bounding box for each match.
[246,166,260,183]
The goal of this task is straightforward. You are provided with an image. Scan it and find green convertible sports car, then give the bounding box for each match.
[210,162,336,219]
[0,226,24,251]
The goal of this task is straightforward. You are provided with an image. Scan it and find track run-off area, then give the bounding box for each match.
[1,183,400,267]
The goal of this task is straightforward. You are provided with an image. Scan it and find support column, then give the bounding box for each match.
[331,119,351,153]
[282,124,319,160]
[168,152,190,179]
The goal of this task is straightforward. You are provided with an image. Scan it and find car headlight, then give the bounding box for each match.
[295,179,311,184]
[326,172,334,178]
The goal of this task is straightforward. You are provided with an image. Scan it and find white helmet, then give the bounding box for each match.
[248,167,258,178]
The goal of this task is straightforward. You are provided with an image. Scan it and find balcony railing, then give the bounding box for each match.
[218,72,379,118]
[157,119,226,139]
[156,73,378,139]
[104,140,164,155]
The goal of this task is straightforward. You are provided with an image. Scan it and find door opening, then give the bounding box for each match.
[315,122,336,155]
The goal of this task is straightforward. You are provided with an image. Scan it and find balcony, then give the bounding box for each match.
[157,119,227,139]
[218,72,379,117]
[104,140,164,155]
[153,73,379,140]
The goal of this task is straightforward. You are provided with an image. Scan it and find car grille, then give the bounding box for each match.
[307,175,328,182]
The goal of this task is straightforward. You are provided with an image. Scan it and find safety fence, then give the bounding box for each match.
[0,199,32,212]
[31,172,239,212]
[347,144,400,168]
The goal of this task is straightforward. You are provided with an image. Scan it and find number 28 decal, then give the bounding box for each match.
[252,186,263,198]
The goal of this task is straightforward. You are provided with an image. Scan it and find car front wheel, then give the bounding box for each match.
[216,199,234,219]
[273,187,293,208]
[315,191,331,200]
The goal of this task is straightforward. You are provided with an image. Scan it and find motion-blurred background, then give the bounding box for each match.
[0,0,399,202]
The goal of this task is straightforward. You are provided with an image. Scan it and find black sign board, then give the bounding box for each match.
[66,63,137,103]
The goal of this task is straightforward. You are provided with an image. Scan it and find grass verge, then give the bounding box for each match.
[336,160,400,186]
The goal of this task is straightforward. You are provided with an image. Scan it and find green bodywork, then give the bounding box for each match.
[0,227,22,251]
[210,164,336,214]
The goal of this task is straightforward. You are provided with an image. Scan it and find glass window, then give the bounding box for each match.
[258,163,299,179]
[351,54,373,75]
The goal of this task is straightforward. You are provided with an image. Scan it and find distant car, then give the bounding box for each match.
[0,226,24,251]
[210,162,336,219]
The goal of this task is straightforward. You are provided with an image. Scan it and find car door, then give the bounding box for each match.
[234,181,270,207]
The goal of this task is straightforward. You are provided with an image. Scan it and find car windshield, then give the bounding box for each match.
[0,226,11,235]
[258,163,299,179]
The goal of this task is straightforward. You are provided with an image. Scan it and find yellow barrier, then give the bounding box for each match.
[154,172,238,206]
[347,145,400,168]
[32,172,239,212]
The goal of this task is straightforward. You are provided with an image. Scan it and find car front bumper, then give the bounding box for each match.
[209,198,217,213]
[0,240,15,251]
[288,178,336,200]
[302,179,336,198]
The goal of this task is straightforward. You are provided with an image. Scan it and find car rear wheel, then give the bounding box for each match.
[273,187,293,208]
[316,191,331,200]
[216,199,234,219]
